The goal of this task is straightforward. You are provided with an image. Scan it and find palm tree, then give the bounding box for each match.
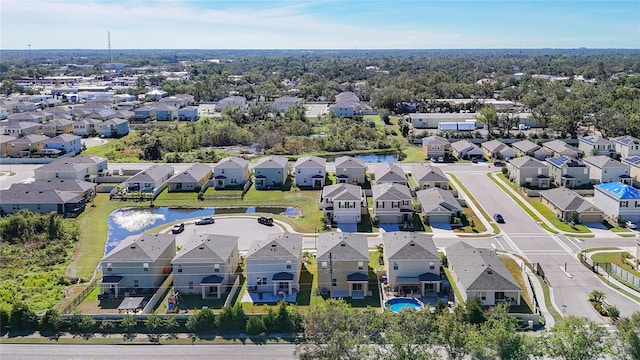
[589,289,605,303]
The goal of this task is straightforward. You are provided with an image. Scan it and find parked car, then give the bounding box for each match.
[257,216,274,226]
[493,213,505,223]
[172,222,185,234]
[472,158,486,163]
[195,217,215,225]
[626,221,637,230]
[494,161,505,167]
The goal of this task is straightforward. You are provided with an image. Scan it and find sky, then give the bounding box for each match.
[1,0,639,49]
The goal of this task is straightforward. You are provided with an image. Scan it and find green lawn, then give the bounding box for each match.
[591,251,640,277]
[501,256,533,314]
[443,267,465,305]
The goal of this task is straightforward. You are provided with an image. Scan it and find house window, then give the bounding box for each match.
[393,262,398,270]
[188,281,193,289]
[332,278,337,287]
[177,264,182,273]
[133,280,139,288]
[392,202,399,208]
[107,263,112,272]
[257,277,267,285]
[479,291,487,301]
[495,292,505,301]
[429,262,435,270]
[143,263,149,272]
[286,261,292,269]
[358,261,364,270]
[230,178,237,184]
[214,264,220,273]
[321,262,328,269]
[621,201,629,208]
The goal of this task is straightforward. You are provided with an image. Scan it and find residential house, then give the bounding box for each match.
[34,155,108,181]
[613,135,640,159]
[294,156,326,188]
[416,188,462,223]
[40,118,74,137]
[481,140,516,160]
[622,156,640,181]
[159,94,194,108]
[8,134,47,157]
[100,233,176,297]
[42,134,82,155]
[371,163,407,185]
[316,232,370,298]
[411,164,449,189]
[446,242,521,306]
[154,104,178,121]
[171,234,239,299]
[254,155,288,190]
[506,156,551,188]
[579,136,617,157]
[546,156,590,188]
[245,233,303,297]
[511,139,552,161]
[273,96,302,113]
[73,118,101,137]
[594,182,640,223]
[334,156,367,185]
[372,183,414,223]
[216,96,247,112]
[98,118,130,138]
[124,164,175,193]
[329,92,362,118]
[0,187,86,216]
[7,112,46,123]
[539,187,604,223]
[167,163,212,192]
[421,136,451,160]
[4,121,41,136]
[145,89,168,100]
[320,184,365,224]
[178,106,198,121]
[212,157,251,189]
[0,135,16,157]
[132,106,157,122]
[383,232,441,297]
[9,179,95,199]
[584,155,632,184]
[543,140,583,158]
[450,139,484,160]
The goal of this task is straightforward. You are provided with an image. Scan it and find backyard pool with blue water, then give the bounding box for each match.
[385,297,424,313]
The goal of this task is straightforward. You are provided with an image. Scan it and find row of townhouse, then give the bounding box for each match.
[0,133,84,158]
[100,231,521,307]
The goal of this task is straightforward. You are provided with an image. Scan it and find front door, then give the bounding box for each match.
[313,179,322,188]
[352,283,363,291]
[209,286,217,297]
[217,180,224,187]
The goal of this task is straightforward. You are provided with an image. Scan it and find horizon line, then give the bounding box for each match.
[2,47,640,51]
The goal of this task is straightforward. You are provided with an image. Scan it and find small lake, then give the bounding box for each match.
[353,154,398,163]
[105,206,299,255]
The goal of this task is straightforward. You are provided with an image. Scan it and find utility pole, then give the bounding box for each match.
[27,44,31,64]
[107,31,112,65]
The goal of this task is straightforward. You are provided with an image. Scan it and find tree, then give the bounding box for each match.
[40,308,67,334]
[476,105,499,131]
[481,305,529,360]
[145,313,164,342]
[435,307,473,360]
[589,289,605,303]
[377,309,435,360]
[120,315,138,340]
[9,302,37,331]
[543,316,610,360]
[186,308,216,334]
[465,297,486,325]
[615,311,640,360]
[246,316,266,335]
[215,303,245,332]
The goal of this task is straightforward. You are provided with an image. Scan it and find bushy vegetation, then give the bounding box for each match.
[0,211,78,312]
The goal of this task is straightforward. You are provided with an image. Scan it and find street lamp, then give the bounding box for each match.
[315,226,318,249]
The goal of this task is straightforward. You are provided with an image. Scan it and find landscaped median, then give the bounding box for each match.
[489,172,594,236]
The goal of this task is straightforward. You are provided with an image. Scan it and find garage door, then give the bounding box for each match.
[428,214,450,223]
[334,214,360,224]
[580,214,602,223]
[378,214,399,223]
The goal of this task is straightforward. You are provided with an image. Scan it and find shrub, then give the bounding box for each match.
[9,302,37,331]
[40,308,67,333]
[246,316,266,335]
[120,315,138,335]
[604,305,620,320]
[186,308,215,334]
[216,303,246,332]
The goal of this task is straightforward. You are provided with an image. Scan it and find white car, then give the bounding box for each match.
[626,221,637,230]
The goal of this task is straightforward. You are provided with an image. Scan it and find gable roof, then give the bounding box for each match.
[168,163,211,183]
[416,188,462,213]
[596,182,640,199]
[214,156,249,170]
[383,232,438,260]
[245,233,303,260]
[103,233,175,262]
[451,139,482,154]
[511,139,541,153]
[0,187,83,205]
[316,232,369,262]
[613,135,640,146]
[322,183,362,201]
[126,164,174,184]
[9,179,95,193]
[579,136,615,146]
[583,155,627,169]
[255,155,288,169]
[421,136,450,146]
[540,187,599,212]
[294,156,326,169]
[172,233,238,264]
[546,155,585,168]
[411,164,448,182]
[543,140,582,156]
[508,156,548,169]
[335,156,366,169]
[373,163,406,183]
[372,183,412,201]
[445,242,521,292]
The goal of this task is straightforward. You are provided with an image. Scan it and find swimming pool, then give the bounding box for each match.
[385,297,424,313]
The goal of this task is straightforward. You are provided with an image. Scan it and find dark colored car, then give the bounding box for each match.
[257,216,274,226]
[172,222,185,234]
[493,213,505,223]
[195,217,215,225]
[494,161,505,167]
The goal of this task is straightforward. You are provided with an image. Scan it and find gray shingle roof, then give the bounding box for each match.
[126,164,174,184]
[334,156,366,169]
[451,139,481,154]
[383,232,439,260]
[371,183,412,201]
[373,163,406,183]
[508,156,547,169]
[322,183,362,201]
[294,156,326,169]
[0,188,83,204]
[511,139,541,153]
[9,179,95,193]
[214,156,249,169]
[255,155,288,169]
[445,242,521,292]
[539,188,600,212]
[416,188,461,213]
[168,163,212,183]
[172,233,238,264]
[103,233,175,262]
[583,155,626,169]
[316,232,369,261]
[245,233,303,260]
[411,164,448,182]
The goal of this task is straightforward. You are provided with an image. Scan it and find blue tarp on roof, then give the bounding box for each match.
[597,182,640,199]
